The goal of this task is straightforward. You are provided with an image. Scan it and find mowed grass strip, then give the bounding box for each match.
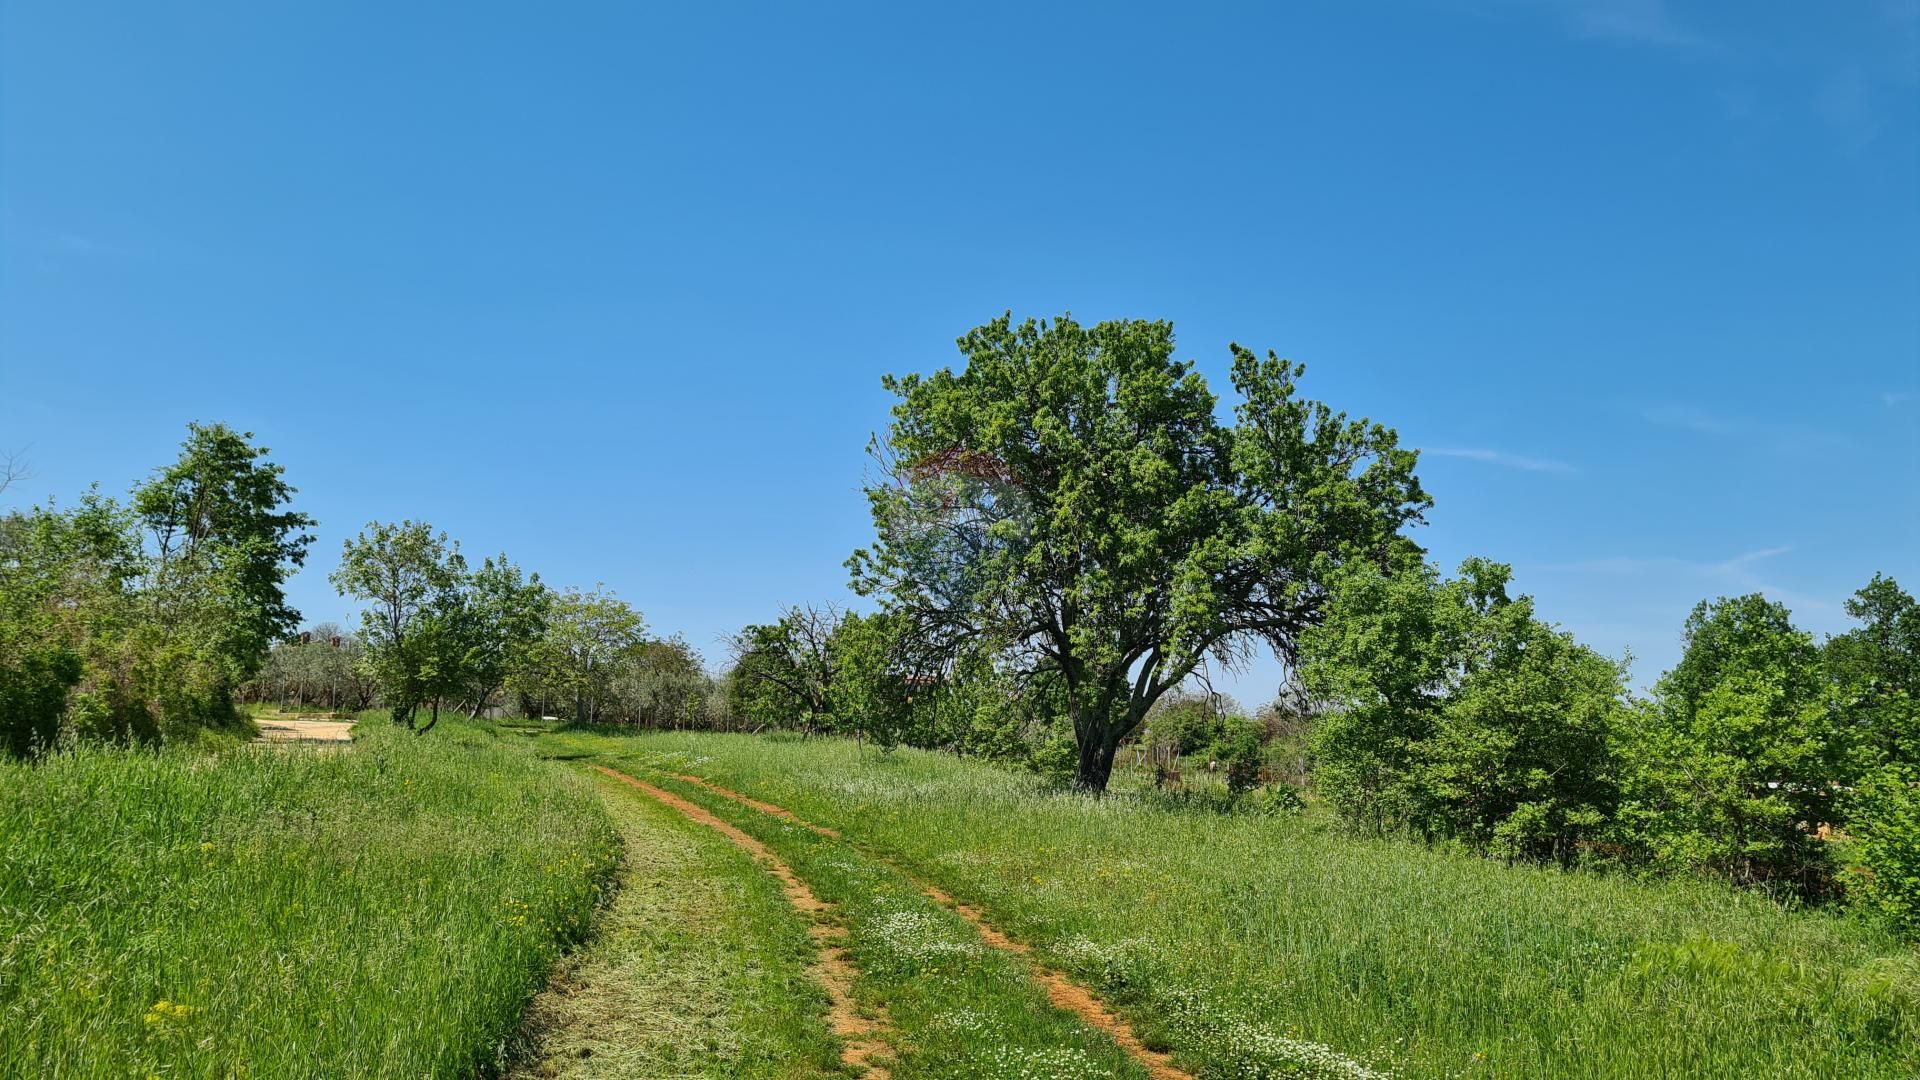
[665,767,1194,1080]
[510,766,844,1079]
[551,730,1920,1080]
[619,765,1155,1080]
[0,721,619,1079]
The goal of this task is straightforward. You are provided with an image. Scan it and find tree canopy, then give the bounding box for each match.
[850,313,1428,790]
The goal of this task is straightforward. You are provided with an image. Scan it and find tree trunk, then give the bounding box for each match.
[416,697,441,735]
[1073,729,1119,792]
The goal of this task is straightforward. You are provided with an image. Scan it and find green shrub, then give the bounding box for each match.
[1251,783,1307,815]
[1303,557,1628,862]
[1850,766,1920,936]
[1144,691,1230,756]
[1028,728,1080,786]
[1616,595,1839,892]
[1209,716,1266,794]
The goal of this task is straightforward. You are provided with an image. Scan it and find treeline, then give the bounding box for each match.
[713,310,1916,937]
[0,425,727,752]
[1300,558,1918,932]
[721,569,1919,932]
[254,524,720,733]
[0,424,314,754]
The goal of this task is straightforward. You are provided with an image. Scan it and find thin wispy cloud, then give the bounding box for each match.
[1884,391,1911,407]
[1539,544,1839,616]
[1714,545,1794,573]
[1423,447,1577,474]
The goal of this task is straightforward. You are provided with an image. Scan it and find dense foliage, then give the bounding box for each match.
[1302,558,1629,863]
[849,313,1429,791]
[0,426,313,755]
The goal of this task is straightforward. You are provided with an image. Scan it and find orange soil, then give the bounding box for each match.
[591,765,892,1078]
[658,769,1197,1080]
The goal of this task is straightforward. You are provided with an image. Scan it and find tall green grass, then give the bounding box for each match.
[0,721,618,1079]
[557,730,1920,1080]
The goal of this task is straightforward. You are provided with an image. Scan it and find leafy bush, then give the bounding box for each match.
[1303,557,1628,862]
[1209,717,1266,794]
[1616,594,1839,892]
[1029,728,1080,787]
[1144,691,1231,756]
[1250,783,1306,815]
[1849,766,1920,935]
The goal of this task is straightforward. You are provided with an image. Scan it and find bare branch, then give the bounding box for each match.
[0,449,29,497]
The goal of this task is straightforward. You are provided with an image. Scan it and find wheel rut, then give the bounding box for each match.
[653,768,1198,1080]
[590,765,893,1078]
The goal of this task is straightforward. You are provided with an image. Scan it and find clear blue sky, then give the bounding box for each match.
[3,1,1915,698]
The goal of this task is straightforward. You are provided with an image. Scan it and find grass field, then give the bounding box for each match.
[9,719,1914,1078]
[543,727,1920,1080]
[0,720,618,1079]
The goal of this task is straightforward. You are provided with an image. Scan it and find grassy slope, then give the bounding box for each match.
[0,721,618,1079]
[510,766,845,1079]
[551,729,1920,1080]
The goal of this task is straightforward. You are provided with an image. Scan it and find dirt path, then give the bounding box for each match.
[655,769,1197,1080]
[667,772,840,836]
[253,717,354,742]
[592,766,894,1078]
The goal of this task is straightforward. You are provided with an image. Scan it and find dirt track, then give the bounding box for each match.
[592,765,895,1078]
[657,768,1197,1080]
[254,717,355,743]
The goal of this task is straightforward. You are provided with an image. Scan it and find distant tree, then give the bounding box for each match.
[330,521,467,730]
[612,634,710,728]
[132,423,315,685]
[0,497,140,756]
[726,604,841,733]
[456,555,550,718]
[252,622,374,712]
[1303,558,1628,862]
[1143,691,1238,756]
[1826,574,1920,777]
[1618,594,1838,891]
[828,611,916,749]
[1825,575,1920,933]
[851,314,1428,791]
[542,585,646,724]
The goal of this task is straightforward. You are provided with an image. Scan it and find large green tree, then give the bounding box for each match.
[850,314,1428,790]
